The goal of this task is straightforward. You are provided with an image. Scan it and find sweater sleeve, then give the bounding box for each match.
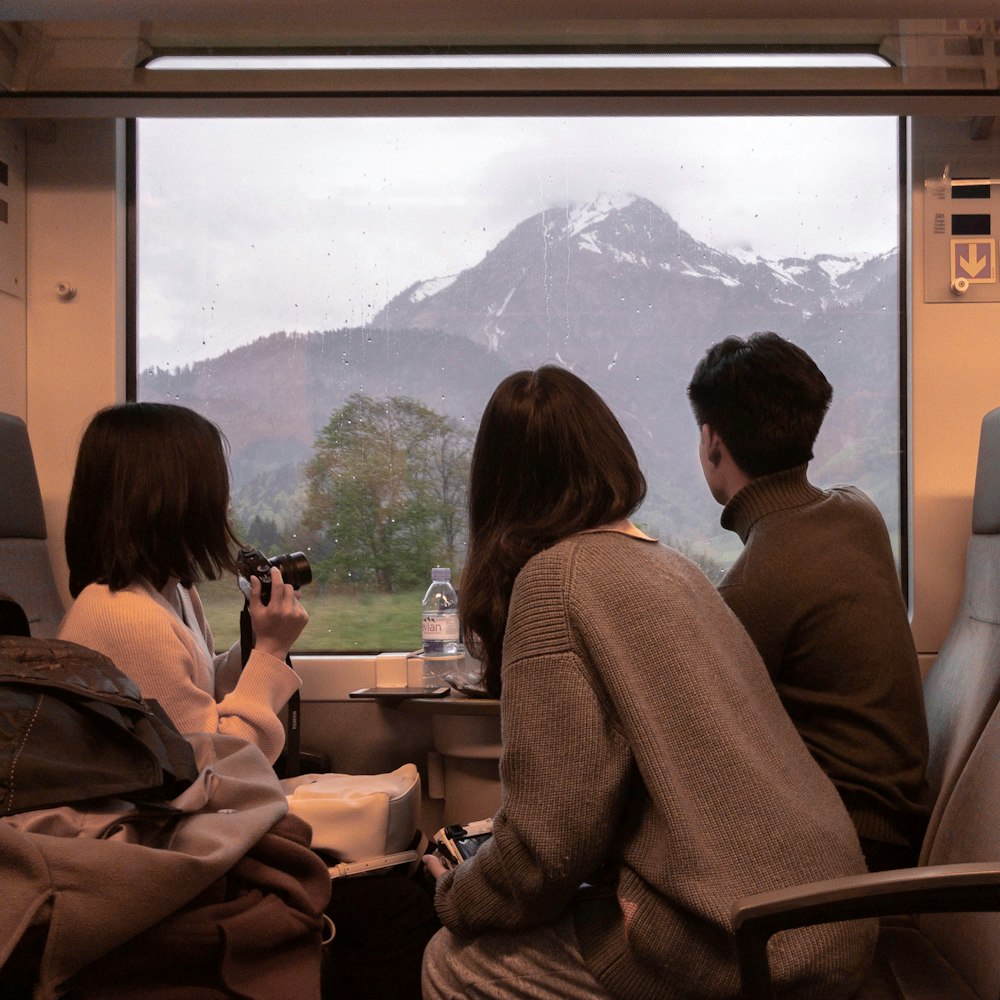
[58,585,300,764]
[211,646,301,762]
[433,646,632,937]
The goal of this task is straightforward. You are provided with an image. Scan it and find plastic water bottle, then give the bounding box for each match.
[422,567,460,659]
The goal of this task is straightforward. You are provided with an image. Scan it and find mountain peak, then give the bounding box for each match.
[371,194,893,365]
[562,193,642,236]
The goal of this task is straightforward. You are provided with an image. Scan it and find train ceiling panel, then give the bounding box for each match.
[0,10,997,121]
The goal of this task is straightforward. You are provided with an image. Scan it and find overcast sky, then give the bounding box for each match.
[137,115,899,371]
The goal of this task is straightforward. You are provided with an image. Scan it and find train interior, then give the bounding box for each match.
[2,3,1000,878]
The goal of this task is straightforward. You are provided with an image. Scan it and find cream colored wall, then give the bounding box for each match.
[9,114,1000,655]
[910,118,1000,659]
[24,118,125,604]
[0,297,26,419]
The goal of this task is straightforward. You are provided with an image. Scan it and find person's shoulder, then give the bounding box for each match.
[59,583,194,672]
[827,484,888,523]
[546,528,664,567]
[65,581,181,634]
[72,580,138,599]
[73,580,160,610]
[556,530,709,592]
[65,581,109,606]
[517,530,677,591]
[514,533,610,595]
[517,537,576,585]
[830,482,876,503]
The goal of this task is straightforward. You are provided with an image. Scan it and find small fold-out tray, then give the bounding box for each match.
[348,685,451,700]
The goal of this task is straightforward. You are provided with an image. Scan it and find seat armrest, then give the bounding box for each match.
[732,862,1000,999]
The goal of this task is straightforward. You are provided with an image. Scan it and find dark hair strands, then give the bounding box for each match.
[461,367,646,696]
[687,331,833,478]
[66,403,241,598]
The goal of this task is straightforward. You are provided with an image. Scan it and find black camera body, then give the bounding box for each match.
[236,546,312,605]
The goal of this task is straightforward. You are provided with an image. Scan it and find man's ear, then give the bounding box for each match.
[702,424,723,468]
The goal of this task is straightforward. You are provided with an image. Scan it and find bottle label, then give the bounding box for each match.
[422,614,460,642]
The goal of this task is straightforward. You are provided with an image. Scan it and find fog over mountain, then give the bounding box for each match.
[141,193,899,561]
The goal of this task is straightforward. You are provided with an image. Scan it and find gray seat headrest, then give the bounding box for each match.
[972,407,1000,535]
[0,413,47,540]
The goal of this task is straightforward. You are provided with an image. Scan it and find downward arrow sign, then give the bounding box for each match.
[960,246,988,277]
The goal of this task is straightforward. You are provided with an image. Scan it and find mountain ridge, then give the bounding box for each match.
[141,192,900,548]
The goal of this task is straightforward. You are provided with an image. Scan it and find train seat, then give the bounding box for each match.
[732,689,1000,999]
[0,413,64,638]
[731,408,1000,998]
[920,405,1000,863]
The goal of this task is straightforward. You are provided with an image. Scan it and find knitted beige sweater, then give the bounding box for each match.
[433,529,876,999]
[58,580,300,764]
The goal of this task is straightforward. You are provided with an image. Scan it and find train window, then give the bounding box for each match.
[135,68,902,653]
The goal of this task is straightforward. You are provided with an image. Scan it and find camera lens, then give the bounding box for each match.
[269,551,312,591]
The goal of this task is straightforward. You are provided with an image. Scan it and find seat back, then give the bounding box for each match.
[0,413,64,637]
[920,406,1000,863]
[918,695,1000,998]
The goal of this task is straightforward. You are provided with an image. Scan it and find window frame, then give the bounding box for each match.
[124,58,911,652]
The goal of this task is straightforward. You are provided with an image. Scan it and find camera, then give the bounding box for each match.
[432,818,493,866]
[236,545,312,605]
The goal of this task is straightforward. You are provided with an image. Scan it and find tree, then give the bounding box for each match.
[243,514,281,553]
[303,394,473,591]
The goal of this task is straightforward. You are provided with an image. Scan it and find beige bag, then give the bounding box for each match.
[283,764,420,862]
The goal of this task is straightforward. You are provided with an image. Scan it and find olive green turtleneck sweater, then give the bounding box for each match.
[719,465,929,853]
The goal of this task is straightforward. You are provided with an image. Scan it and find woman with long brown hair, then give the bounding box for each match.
[422,366,875,1000]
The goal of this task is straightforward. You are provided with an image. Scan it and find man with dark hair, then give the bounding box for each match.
[687,332,929,871]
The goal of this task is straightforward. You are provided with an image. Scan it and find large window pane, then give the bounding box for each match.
[137,115,901,652]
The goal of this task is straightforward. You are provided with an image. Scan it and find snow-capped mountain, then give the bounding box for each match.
[141,192,899,541]
[373,195,894,375]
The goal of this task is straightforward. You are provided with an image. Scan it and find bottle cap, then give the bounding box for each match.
[431,567,451,582]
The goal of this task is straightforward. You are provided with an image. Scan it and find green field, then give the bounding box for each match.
[197,577,424,654]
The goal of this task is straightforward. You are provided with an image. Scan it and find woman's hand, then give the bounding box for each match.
[422,853,451,881]
[249,566,309,661]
